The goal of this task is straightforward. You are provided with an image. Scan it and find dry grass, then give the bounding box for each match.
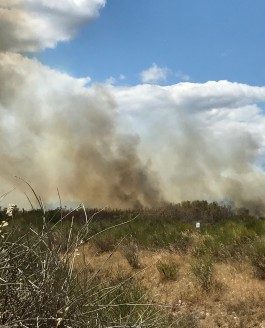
[0,221,184,327]
[76,247,265,328]
[1,199,265,327]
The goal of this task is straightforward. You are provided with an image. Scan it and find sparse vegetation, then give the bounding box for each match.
[250,238,265,279]
[122,237,141,269]
[191,256,215,291]
[0,210,181,327]
[157,260,180,281]
[0,199,265,327]
[93,234,117,253]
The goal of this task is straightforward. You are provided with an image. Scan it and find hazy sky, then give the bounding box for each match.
[1,0,265,210]
[38,0,265,87]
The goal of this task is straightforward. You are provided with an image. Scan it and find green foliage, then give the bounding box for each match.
[5,203,265,264]
[157,260,180,281]
[191,256,214,291]
[195,219,260,261]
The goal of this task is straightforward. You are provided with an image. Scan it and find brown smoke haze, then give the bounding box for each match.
[0,53,162,208]
[1,1,265,212]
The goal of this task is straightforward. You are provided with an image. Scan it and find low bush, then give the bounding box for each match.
[157,260,180,281]
[122,237,141,269]
[191,256,214,291]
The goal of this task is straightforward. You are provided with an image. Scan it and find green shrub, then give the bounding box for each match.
[157,260,180,281]
[191,256,214,291]
[199,220,258,261]
[170,231,192,252]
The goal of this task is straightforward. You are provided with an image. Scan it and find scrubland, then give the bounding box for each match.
[0,201,265,327]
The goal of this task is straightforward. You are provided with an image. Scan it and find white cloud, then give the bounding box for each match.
[104,76,116,85]
[140,63,169,84]
[0,0,106,52]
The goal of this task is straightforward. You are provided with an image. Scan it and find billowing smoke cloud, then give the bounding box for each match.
[0,53,162,208]
[0,0,105,52]
[113,83,265,212]
[1,1,265,211]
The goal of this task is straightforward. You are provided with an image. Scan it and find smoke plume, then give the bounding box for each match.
[1,1,265,211]
[112,82,265,212]
[0,53,162,208]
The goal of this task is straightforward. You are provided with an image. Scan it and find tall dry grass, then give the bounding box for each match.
[0,196,186,327]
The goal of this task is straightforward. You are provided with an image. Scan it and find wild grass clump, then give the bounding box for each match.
[0,226,83,326]
[122,237,141,269]
[0,203,183,327]
[157,260,180,281]
[191,256,214,291]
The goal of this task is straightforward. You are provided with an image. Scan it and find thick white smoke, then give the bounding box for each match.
[1,1,265,211]
[113,83,265,211]
[0,53,162,208]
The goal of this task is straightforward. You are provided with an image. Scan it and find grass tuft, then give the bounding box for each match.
[122,237,141,269]
[191,256,214,291]
[157,260,180,281]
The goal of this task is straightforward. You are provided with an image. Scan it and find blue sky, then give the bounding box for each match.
[38,0,265,86]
